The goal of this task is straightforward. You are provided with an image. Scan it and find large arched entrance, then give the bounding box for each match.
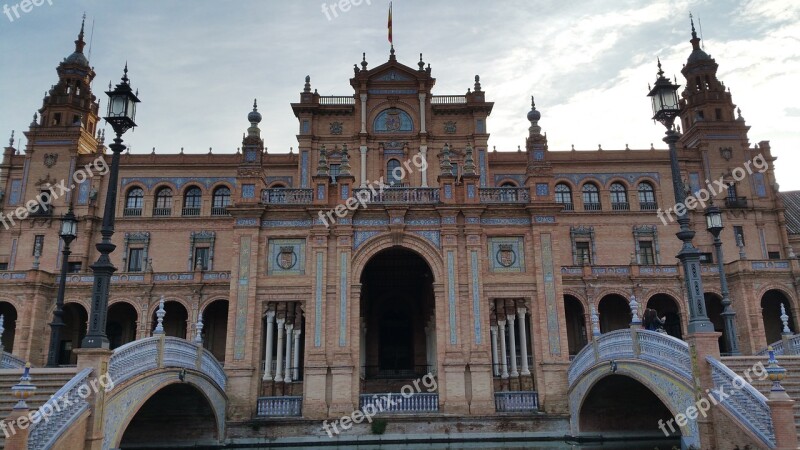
[704,293,729,353]
[762,290,795,345]
[579,374,678,442]
[201,300,229,362]
[119,383,219,448]
[647,294,683,339]
[360,248,436,392]
[564,295,587,356]
[61,303,87,365]
[107,302,138,350]
[152,301,188,338]
[598,294,630,333]
[0,302,17,353]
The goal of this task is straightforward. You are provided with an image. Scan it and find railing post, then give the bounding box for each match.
[74,348,112,450]
[157,334,165,368]
[765,349,799,450]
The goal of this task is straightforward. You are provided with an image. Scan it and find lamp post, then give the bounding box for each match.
[646,59,713,334]
[81,65,140,349]
[705,204,741,355]
[46,207,78,366]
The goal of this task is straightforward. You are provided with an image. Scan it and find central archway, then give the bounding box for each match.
[580,374,675,433]
[360,247,436,392]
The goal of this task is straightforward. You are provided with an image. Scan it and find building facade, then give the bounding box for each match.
[1,20,800,426]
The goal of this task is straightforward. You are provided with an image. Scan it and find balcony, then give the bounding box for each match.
[583,202,601,211]
[725,196,748,208]
[559,202,574,211]
[359,392,439,413]
[123,208,142,217]
[152,207,172,217]
[611,202,630,211]
[353,187,439,204]
[182,207,201,216]
[261,188,313,205]
[431,95,467,104]
[494,391,539,412]
[318,96,355,105]
[640,201,659,211]
[256,396,302,417]
[30,204,53,217]
[211,207,229,216]
[479,187,530,204]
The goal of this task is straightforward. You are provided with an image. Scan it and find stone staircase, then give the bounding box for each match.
[0,367,79,447]
[720,355,800,437]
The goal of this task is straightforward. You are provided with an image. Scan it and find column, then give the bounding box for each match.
[360,93,368,133]
[418,93,427,133]
[360,318,367,378]
[508,313,519,377]
[359,146,368,187]
[424,325,431,372]
[517,307,530,376]
[262,311,275,381]
[490,325,499,377]
[284,323,294,383]
[292,328,302,381]
[419,146,428,187]
[498,319,509,379]
[274,318,285,382]
[429,316,438,375]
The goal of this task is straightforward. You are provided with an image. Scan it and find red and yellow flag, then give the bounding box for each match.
[388,2,393,45]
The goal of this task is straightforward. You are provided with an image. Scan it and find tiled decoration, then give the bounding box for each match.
[268,238,306,275]
[488,237,525,273]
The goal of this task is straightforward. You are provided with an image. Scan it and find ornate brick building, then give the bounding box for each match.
[1,19,799,443]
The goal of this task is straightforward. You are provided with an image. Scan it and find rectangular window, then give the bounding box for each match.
[0,262,8,271]
[768,251,781,260]
[699,252,714,264]
[638,241,655,265]
[194,247,210,271]
[576,242,591,265]
[476,119,486,134]
[33,235,44,256]
[329,164,341,183]
[67,262,82,273]
[715,108,722,120]
[733,226,745,245]
[128,248,144,272]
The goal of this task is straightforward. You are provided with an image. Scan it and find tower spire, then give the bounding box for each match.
[689,12,701,50]
[75,13,86,54]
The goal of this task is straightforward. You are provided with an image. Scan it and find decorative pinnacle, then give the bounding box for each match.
[8,130,14,147]
[303,75,311,93]
[74,14,86,53]
[340,143,352,175]
[361,52,368,70]
[418,53,425,71]
[474,75,481,92]
[781,303,791,335]
[463,144,476,175]
[153,295,166,335]
[690,12,697,39]
[657,57,664,77]
[253,99,258,111]
[11,362,36,410]
[122,62,129,84]
[317,144,329,176]
[195,314,204,344]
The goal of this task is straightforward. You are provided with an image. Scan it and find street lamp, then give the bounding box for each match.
[47,207,78,366]
[705,204,741,355]
[646,59,714,334]
[81,65,140,349]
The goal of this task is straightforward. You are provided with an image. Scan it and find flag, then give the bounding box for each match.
[388,2,393,45]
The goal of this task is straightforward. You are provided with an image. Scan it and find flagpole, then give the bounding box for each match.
[388,1,394,57]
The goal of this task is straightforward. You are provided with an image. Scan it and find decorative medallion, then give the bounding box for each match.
[329,121,343,135]
[720,147,733,161]
[277,246,298,270]
[496,244,516,267]
[384,110,402,131]
[43,153,58,168]
[444,121,457,134]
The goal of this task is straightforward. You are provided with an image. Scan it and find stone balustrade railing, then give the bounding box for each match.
[1,350,26,369]
[256,396,303,417]
[261,188,314,205]
[358,392,439,413]
[494,391,539,412]
[478,187,530,204]
[27,368,93,450]
[353,187,440,204]
[568,329,691,386]
[108,336,226,391]
[706,356,775,448]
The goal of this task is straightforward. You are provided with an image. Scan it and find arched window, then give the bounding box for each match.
[499,181,517,187]
[212,186,231,215]
[387,159,402,186]
[555,183,573,210]
[638,182,657,210]
[610,182,629,210]
[153,187,173,216]
[582,183,600,211]
[183,186,202,216]
[124,187,143,216]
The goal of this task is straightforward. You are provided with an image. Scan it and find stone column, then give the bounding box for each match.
[418,93,427,133]
[360,93,368,133]
[507,313,519,377]
[517,307,530,376]
[274,318,285,382]
[490,325,499,377]
[292,328,302,381]
[284,323,294,384]
[359,145,368,187]
[498,319,509,379]
[360,318,367,378]
[263,311,275,380]
[419,146,428,187]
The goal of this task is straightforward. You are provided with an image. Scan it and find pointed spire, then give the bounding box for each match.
[690,12,698,40]
[317,144,329,176]
[122,62,129,84]
[418,53,425,71]
[340,144,352,175]
[657,57,664,77]
[74,13,86,54]
[463,144,476,175]
[303,75,311,93]
[689,12,703,52]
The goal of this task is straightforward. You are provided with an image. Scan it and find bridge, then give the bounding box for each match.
[17,335,227,450]
[567,329,779,450]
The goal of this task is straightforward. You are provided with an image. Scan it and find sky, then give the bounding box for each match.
[1,0,798,189]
